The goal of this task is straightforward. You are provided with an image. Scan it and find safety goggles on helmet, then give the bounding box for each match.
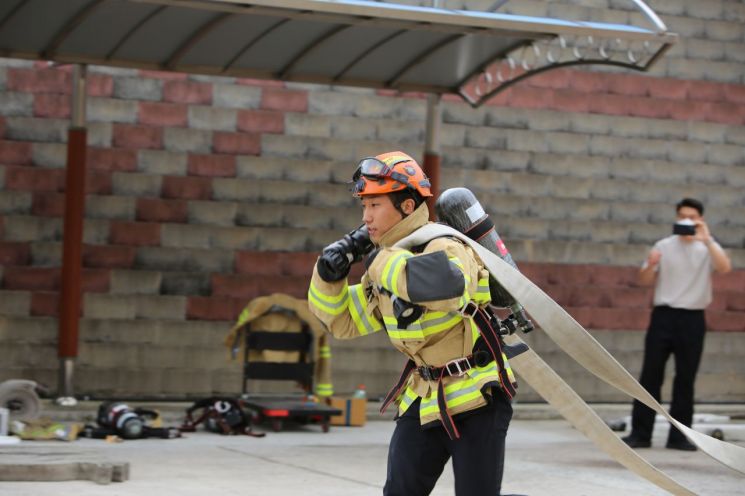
[351,155,432,197]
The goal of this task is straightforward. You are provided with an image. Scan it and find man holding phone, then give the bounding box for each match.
[623,198,731,450]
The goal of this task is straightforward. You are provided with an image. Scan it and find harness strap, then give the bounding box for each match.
[469,304,517,399]
[380,359,416,414]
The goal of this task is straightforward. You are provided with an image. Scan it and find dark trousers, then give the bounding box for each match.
[384,391,512,496]
[630,306,706,444]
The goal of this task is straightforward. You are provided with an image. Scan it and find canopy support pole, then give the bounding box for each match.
[57,64,88,403]
[423,93,441,220]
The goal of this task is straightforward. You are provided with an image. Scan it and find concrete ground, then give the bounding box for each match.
[1,402,744,496]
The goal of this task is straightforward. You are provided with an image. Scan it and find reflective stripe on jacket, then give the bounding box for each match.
[308,203,516,426]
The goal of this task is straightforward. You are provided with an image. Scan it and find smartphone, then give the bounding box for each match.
[672,222,696,236]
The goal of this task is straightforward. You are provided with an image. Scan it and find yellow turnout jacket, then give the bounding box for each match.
[308,204,515,426]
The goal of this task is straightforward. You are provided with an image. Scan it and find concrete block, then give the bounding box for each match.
[306,136,365,162]
[307,91,358,116]
[258,180,309,204]
[211,177,260,201]
[135,246,233,273]
[4,117,67,142]
[82,219,110,245]
[0,315,56,343]
[137,149,187,176]
[688,120,728,144]
[85,122,113,148]
[161,223,214,249]
[255,227,309,251]
[705,184,745,207]
[188,105,237,131]
[528,153,571,176]
[211,226,261,250]
[465,126,508,149]
[236,203,283,227]
[725,126,745,146]
[283,205,336,229]
[684,38,726,60]
[725,166,745,188]
[161,271,212,296]
[505,172,550,197]
[546,132,589,155]
[0,91,32,116]
[163,127,213,153]
[355,94,403,119]
[665,140,708,166]
[569,199,611,222]
[307,182,356,208]
[111,172,162,197]
[213,83,261,109]
[0,190,31,214]
[329,115,377,141]
[84,293,136,319]
[526,110,571,132]
[30,142,66,168]
[187,200,237,227]
[507,129,550,153]
[646,160,692,183]
[483,149,530,172]
[705,19,743,42]
[285,113,332,138]
[87,97,137,123]
[707,143,744,166]
[442,102,486,126]
[260,133,316,159]
[441,146,489,170]
[550,176,593,199]
[609,158,651,181]
[484,106,529,130]
[0,290,30,316]
[234,156,284,180]
[568,112,611,135]
[396,98,425,121]
[110,269,161,294]
[2,215,61,242]
[376,119,423,142]
[723,40,745,63]
[113,76,162,100]
[29,241,60,266]
[568,155,611,179]
[85,195,135,220]
[134,294,186,319]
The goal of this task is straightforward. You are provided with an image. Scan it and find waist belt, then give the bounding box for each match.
[380,302,517,441]
[417,350,491,382]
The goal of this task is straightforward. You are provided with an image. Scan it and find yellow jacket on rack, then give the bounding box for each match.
[308,204,515,427]
[224,293,334,398]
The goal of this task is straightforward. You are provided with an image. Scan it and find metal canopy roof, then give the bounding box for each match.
[0,0,676,106]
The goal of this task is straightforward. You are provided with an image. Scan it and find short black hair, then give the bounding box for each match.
[390,189,425,216]
[676,197,704,216]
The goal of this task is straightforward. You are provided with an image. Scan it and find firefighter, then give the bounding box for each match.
[308,151,516,496]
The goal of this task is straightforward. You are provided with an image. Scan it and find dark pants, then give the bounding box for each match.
[630,306,706,444]
[384,391,512,496]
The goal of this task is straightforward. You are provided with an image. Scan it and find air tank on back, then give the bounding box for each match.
[435,187,533,333]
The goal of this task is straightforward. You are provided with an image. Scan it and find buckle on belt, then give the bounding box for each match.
[459,301,479,319]
[444,357,471,377]
[418,366,437,381]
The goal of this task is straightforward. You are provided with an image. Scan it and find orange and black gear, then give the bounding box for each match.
[352,151,433,198]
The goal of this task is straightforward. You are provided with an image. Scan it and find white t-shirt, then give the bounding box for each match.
[645,235,717,310]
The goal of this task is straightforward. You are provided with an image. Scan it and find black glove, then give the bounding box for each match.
[317,225,373,282]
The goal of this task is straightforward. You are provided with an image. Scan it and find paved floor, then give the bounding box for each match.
[1,415,744,496]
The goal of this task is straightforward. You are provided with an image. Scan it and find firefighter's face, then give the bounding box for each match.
[361,194,407,243]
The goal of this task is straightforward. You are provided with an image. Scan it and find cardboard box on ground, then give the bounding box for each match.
[326,397,367,426]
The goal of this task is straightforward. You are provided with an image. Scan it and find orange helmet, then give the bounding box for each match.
[351,151,432,198]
